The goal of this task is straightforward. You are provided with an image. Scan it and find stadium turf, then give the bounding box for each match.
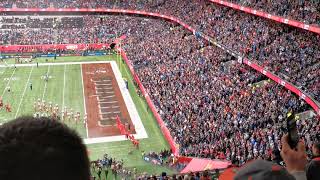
[0,55,177,177]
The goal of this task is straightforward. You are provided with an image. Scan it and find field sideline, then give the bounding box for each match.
[0,55,176,177]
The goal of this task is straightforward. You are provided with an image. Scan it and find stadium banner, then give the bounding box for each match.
[117,47,179,156]
[208,0,320,34]
[0,43,109,53]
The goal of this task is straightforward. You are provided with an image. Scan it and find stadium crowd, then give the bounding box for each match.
[229,0,320,25]
[0,0,319,101]
[0,0,319,167]
[86,15,319,165]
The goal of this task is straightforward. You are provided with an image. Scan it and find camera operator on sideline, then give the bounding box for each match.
[306,136,320,180]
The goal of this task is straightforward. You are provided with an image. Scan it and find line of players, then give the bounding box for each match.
[33,99,86,126]
[0,97,11,112]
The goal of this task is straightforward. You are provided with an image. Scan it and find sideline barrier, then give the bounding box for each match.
[208,0,320,34]
[117,47,179,156]
[0,43,110,53]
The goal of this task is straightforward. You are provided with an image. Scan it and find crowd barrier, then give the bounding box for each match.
[0,43,110,53]
[0,7,319,155]
[208,0,320,34]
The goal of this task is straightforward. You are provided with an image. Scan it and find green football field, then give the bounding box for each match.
[0,55,176,178]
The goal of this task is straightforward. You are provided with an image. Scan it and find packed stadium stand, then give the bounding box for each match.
[0,0,319,179]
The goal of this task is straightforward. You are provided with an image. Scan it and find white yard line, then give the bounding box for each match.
[41,65,51,101]
[92,80,111,83]
[99,95,115,98]
[14,66,34,118]
[100,112,121,115]
[80,64,89,138]
[99,101,118,104]
[61,65,66,111]
[100,106,120,109]
[1,68,16,97]
[94,83,112,86]
[96,87,113,90]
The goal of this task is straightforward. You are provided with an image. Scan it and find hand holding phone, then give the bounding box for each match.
[286,113,299,149]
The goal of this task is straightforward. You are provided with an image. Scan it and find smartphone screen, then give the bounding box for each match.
[287,113,299,149]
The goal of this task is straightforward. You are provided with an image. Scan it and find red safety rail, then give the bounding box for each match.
[208,0,320,34]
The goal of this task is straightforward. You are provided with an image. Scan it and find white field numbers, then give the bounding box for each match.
[4,77,19,81]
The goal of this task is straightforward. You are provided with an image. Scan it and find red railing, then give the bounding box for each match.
[208,0,320,34]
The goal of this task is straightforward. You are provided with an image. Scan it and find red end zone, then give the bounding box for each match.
[82,63,136,138]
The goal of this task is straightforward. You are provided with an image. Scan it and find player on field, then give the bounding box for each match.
[52,109,57,119]
[49,102,53,113]
[45,73,49,82]
[75,111,80,125]
[37,98,41,111]
[63,107,68,122]
[0,97,3,109]
[83,113,88,128]
[41,100,46,113]
[54,104,59,116]
[5,103,11,112]
[61,110,65,122]
[33,112,40,118]
[68,109,74,123]
[33,102,37,112]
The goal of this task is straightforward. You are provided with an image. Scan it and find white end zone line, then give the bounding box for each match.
[80,64,89,138]
[15,66,34,118]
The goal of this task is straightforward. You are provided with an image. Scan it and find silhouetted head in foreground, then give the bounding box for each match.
[0,116,90,180]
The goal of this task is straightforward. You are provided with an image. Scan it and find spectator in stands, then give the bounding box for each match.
[235,133,308,180]
[0,116,90,180]
[306,136,320,180]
